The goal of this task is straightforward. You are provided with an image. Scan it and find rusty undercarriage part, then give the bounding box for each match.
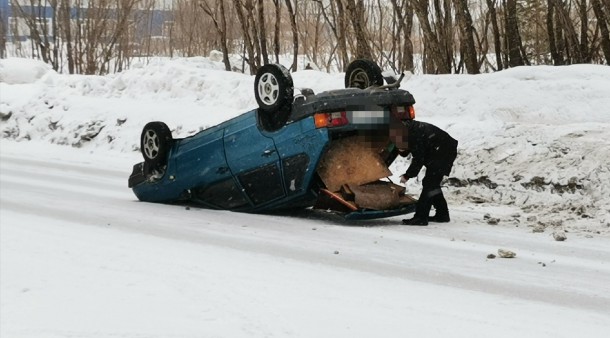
[316,135,391,192]
[315,135,417,212]
[314,182,417,212]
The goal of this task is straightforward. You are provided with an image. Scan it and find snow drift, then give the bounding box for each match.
[1,57,609,235]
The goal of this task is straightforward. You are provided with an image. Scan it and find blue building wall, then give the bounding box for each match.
[1,1,173,42]
[1,0,11,44]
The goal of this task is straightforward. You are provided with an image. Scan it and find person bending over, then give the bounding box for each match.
[396,119,458,226]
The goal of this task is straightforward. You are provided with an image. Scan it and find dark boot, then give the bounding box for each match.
[402,217,428,226]
[403,204,430,226]
[404,174,439,227]
[429,214,450,223]
[404,196,431,226]
[430,193,450,223]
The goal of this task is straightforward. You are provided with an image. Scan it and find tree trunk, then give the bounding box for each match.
[312,5,322,66]
[441,0,454,71]
[273,0,281,63]
[285,0,299,71]
[554,5,566,63]
[247,5,262,69]
[313,0,348,70]
[592,0,610,64]
[49,0,59,71]
[200,0,232,71]
[547,0,563,65]
[505,0,525,67]
[60,0,75,73]
[0,7,5,58]
[390,0,414,72]
[334,0,349,70]
[257,0,269,65]
[454,0,479,74]
[345,0,373,60]
[430,0,452,71]
[412,0,451,73]
[233,0,257,73]
[553,0,583,63]
[486,0,503,70]
[578,0,589,62]
[218,0,231,71]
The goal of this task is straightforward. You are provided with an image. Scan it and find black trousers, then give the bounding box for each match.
[413,147,456,220]
[414,170,449,219]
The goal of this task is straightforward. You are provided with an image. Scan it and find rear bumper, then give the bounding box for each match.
[343,204,416,220]
[128,162,147,188]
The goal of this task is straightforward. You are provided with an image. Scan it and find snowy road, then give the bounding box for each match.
[1,143,610,338]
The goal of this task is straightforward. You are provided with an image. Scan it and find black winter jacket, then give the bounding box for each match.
[403,120,458,178]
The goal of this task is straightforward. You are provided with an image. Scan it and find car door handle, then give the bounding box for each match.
[262,149,276,157]
[216,166,230,174]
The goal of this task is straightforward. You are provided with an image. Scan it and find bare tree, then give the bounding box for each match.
[314,0,349,71]
[552,0,585,63]
[200,0,232,71]
[232,0,257,73]
[412,0,451,73]
[0,7,5,58]
[547,0,563,65]
[505,0,526,67]
[578,0,590,62]
[345,0,373,60]
[389,0,414,72]
[486,0,504,70]
[453,0,479,73]
[297,1,324,67]
[12,0,57,69]
[592,0,610,63]
[284,0,299,71]
[7,0,610,75]
[57,0,74,72]
[272,0,281,63]
[256,0,269,65]
[248,2,262,68]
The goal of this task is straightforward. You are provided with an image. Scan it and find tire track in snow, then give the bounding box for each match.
[0,155,127,179]
[1,167,125,195]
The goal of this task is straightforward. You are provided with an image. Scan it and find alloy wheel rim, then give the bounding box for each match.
[349,68,370,88]
[258,73,279,105]
[143,130,160,159]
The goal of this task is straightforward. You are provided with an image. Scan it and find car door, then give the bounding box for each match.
[267,117,330,197]
[224,111,285,206]
[171,127,248,209]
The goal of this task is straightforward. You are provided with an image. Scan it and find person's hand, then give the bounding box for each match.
[399,175,409,184]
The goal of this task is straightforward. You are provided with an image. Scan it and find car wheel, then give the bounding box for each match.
[140,121,173,168]
[345,59,384,89]
[255,64,294,130]
[257,105,291,132]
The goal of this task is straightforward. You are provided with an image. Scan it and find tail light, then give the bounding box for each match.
[314,111,349,128]
[391,105,415,120]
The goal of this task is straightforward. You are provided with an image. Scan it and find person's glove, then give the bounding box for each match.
[399,175,409,184]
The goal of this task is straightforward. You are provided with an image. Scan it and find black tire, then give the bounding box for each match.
[344,59,384,89]
[257,104,291,132]
[140,121,173,169]
[254,64,294,130]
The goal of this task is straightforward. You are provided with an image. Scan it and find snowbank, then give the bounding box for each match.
[1,57,609,235]
[0,57,53,84]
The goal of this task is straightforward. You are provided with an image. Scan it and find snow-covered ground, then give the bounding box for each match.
[1,57,610,337]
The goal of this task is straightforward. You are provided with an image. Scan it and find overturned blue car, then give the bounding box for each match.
[128,59,418,220]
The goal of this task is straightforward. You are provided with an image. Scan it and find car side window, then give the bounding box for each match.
[194,178,249,209]
[237,163,284,205]
[282,153,310,194]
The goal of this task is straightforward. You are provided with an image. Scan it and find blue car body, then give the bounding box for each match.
[129,87,417,219]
